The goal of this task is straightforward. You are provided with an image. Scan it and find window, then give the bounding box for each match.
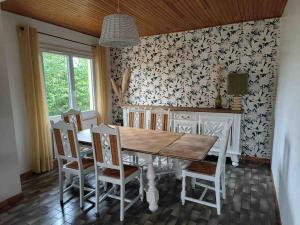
[42,51,94,116]
[73,56,93,112]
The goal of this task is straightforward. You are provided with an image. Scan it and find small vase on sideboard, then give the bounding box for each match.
[215,89,222,109]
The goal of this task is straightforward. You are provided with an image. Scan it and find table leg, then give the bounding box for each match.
[146,156,159,212]
[174,159,182,180]
[231,155,239,167]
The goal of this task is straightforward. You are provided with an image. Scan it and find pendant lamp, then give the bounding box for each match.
[99,0,140,48]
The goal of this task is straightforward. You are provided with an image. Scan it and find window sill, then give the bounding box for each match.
[49,110,96,122]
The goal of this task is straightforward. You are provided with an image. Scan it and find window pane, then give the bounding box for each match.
[73,57,93,111]
[42,52,70,116]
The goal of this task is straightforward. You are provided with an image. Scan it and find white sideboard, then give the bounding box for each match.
[122,106,242,167]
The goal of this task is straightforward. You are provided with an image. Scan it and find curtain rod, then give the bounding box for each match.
[18,26,97,48]
[38,31,97,48]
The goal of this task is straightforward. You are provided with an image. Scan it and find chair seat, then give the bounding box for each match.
[80,146,91,151]
[65,158,94,170]
[103,165,139,178]
[80,146,93,156]
[186,161,217,176]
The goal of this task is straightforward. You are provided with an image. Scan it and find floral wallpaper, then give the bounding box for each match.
[110,18,280,159]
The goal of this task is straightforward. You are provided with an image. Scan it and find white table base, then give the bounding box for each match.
[138,153,159,212]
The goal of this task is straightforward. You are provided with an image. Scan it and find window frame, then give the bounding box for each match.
[40,47,96,121]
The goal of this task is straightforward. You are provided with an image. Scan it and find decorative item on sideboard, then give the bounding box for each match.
[111,67,131,105]
[227,73,248,111]
[115,110,124,126]
[214,63,225,109]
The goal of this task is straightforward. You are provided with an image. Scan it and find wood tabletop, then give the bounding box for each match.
[78,127,183,155]
[77,126,217,161]
[119,127,183,154]
[159,134,218,161]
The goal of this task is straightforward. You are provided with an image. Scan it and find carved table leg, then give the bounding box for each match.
[146,155,159,212]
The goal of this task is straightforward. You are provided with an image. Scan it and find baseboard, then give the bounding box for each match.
[240,155,271,166]
[0,193,23,213]
[20,171,35,181]
[271,172,282,225]
[241,156,281,224]
[20,159,58,182]
[53,158,58,169]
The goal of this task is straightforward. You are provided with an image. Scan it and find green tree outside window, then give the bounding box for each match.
[42,52,93,116]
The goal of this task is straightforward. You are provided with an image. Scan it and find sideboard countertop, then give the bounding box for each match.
[121,104,243,114]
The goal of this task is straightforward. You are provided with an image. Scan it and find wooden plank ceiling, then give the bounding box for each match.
[1,0,287,37]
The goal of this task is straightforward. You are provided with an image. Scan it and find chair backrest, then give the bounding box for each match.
[214,119,232,178]
[126,107,146,129]
[91,124,124,178]
[61,109,83,131]
[149,107,170,131]
[51,120,83,167]
[199,116,232,150]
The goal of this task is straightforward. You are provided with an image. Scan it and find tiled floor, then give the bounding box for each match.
[0,160,278,225]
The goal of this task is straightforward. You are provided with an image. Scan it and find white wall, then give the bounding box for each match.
[0,8,22,202]
[272,0,300,224]
[1,11,112,174]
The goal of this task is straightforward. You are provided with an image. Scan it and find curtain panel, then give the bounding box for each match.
[93,46,109,124]
[17,25,53,173]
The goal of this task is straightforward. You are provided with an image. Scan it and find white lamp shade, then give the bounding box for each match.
[99,14,140,48]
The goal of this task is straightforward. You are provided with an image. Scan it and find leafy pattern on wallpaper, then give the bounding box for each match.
[110,18,280,159]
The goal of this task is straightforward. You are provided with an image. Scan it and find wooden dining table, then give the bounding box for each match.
[77,126,217,212]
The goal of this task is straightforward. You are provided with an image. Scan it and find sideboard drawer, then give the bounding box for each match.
[173,112,198,121]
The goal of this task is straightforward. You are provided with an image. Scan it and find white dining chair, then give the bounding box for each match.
[148,107,174,175]
[181,119,232,215]
[172,119,199,179]
[126,106,147,129]
[91,124,144,221]
[61,108,83,131]
[51,120,95,208]
[62,109,92,156]
[149,107,170,132]
[124,107,147,165]
[199,115,233,158]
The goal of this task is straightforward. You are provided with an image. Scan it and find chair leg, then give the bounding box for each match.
[95,180,100,216]
[181,174,186,205]
[215,179,221,215]
[59,169,64,203]
[79,174,84,209]
[66,173,73,186]
[135,156,139,165]
[221,170,226,200]
[175,160,182,180]
[158,157,162,169]
[191,178,196,189]
[113,184,118,194]
[139,169,144,201]
[120,184,125,221]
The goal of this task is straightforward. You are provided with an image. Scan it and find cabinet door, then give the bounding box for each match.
[173,120,198,134]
